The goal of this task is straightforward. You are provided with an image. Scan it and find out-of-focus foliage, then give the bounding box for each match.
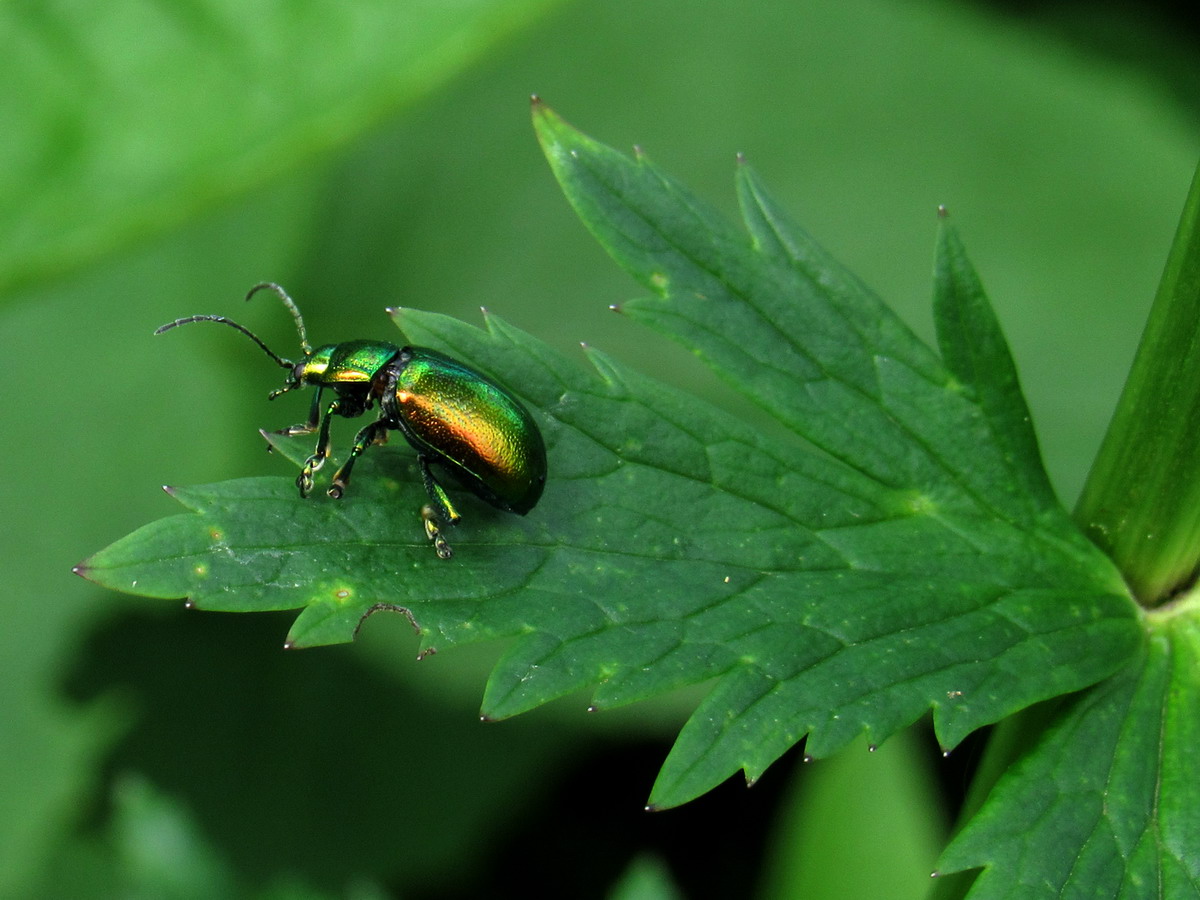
[5,0,1197,896]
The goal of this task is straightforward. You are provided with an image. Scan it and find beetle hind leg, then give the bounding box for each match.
[421,505,454,560]
[418,456,461,560]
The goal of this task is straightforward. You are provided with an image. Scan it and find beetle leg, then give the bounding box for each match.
[327,419,388,499]
[297,397,341,497]
[421,505,453,560]
[417,456,460,560]
[277,386,324,438]
[418,456,462,524]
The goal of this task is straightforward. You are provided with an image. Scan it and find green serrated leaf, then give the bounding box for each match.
[531,105,1139,804]
[734,157,940,385]
[82,109,1142,809]
[936,603,1200,898]
[536,106,1071,532]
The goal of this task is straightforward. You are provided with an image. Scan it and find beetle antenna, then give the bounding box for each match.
[154,315,295,370]
[245,282,313,356]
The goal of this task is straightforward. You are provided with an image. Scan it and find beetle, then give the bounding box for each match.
[156,283,547,559]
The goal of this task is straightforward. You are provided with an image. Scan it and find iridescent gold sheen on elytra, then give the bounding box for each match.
[387,349,545,514]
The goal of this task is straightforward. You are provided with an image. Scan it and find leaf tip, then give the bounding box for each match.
[385,309,414,346]
[735,151,748,165]
[162,485,176,497]
[608,303,623,314]
[183,599,195,609]
[71,562,90,579]
[283,640,294,650]
[530,95,561,134]
[937,204,950,220]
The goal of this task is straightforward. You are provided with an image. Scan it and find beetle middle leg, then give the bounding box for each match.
[327,419,389,500]
[296,396,346,497]
[286,387,373,496]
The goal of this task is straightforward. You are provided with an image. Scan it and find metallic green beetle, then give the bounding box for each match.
[156,283,547,559]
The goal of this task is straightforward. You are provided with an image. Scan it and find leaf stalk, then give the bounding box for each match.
[1075,156,1200,605]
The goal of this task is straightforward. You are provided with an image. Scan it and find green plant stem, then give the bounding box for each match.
[1075,156,1200,606]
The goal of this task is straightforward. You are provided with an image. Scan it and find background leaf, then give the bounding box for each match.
[758,727,945,900]
[0,0,559,297]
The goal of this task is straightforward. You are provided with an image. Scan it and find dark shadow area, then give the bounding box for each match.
[974,0,1200,114]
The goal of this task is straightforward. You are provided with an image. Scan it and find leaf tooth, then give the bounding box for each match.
[580,344,627,389]
[477,308,524,347]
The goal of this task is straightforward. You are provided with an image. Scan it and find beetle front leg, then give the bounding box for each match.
[274,386,323,438]
[297,396,341,497]
[327,419,388,500]
[418,456,461,560]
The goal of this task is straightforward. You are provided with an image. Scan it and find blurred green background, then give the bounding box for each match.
[4,0,1197,897]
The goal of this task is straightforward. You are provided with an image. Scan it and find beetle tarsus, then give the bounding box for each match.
[278,423,317,436]
[297,454,325,497]
[422,505,454,559]
[326,420,387,501]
